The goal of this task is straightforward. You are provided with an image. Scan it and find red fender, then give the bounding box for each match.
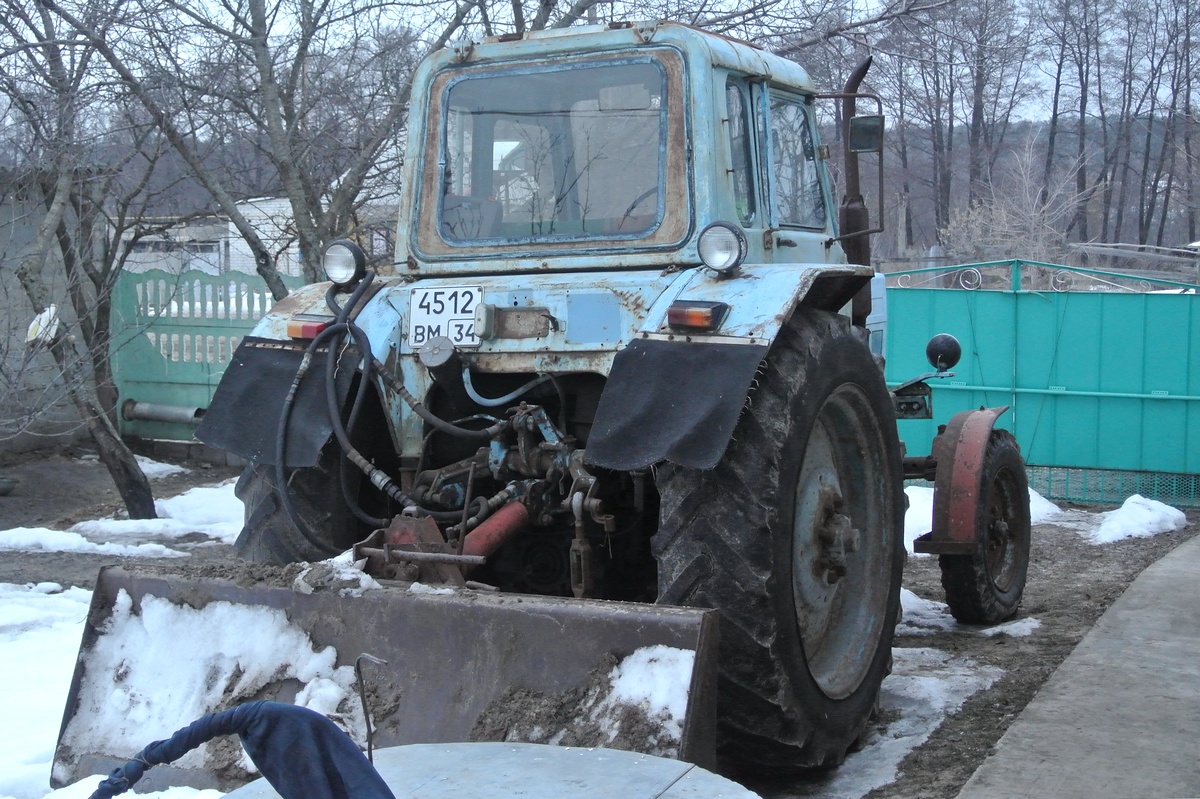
[913,405,1010,555]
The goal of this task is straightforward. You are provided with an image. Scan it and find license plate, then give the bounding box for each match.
[408,286,481,348]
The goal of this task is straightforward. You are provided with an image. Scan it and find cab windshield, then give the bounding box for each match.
[430,56,671,246]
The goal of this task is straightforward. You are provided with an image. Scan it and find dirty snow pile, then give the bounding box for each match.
[595,645,694,747]
[292,551,383,596]
[0,469,242,557]
[903,486,1186,554]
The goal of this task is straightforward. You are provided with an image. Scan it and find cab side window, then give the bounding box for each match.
[725,80,756,226]
[768,94,826,229]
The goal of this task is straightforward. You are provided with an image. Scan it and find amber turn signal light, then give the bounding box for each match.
[666,301,729,331]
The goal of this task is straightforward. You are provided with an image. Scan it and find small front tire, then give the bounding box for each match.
[939,429,1031,624]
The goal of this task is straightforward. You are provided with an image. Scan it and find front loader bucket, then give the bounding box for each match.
[53,564,718,792]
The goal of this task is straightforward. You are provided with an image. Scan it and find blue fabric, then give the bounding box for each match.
[88,701,395,799]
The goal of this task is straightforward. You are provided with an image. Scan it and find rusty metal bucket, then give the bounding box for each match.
[53,565,718,792]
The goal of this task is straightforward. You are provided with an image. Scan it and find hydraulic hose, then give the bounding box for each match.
[274,272,530,541]
[461,367,554,408]
[275,275,398,542]
[372,358,506,440]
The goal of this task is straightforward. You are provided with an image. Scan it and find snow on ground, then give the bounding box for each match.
[0,463,1187,799]
[0,482,242,556]
[76,454,190,480]
[780,648,1004,799]
[0,528,187,558]
[70,482,242,546]
[898,589,1041,637]
[0,582,222,799]
[903,486,1185,553]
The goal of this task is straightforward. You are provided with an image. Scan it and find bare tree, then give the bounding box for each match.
[940,135,1088,265]
[0,0,174,517]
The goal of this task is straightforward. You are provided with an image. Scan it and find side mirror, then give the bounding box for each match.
[848,115,884,154]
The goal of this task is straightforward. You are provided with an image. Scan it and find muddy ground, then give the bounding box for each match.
[1,445,1196,798]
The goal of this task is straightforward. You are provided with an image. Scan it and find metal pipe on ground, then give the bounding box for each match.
[122,400,205,426]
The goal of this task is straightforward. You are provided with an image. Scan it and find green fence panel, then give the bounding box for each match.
[111,269,303,442]
[886,262,1200,506]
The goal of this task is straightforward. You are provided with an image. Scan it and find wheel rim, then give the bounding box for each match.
[986,465,1027,592]
[791,383,894,700]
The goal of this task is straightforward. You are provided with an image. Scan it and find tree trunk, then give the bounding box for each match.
[53,338,157,519]
[16,159,157,520]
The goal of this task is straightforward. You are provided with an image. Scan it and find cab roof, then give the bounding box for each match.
[436,20,817,94]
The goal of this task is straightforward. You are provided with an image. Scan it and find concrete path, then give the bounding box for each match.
[957,535,1200,799]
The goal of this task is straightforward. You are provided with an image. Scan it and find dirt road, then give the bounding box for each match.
[2,446,1195,798]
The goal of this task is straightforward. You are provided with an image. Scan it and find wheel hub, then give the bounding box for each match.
[813,486,860,585]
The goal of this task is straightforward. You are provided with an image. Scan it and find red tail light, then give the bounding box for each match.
[287,313,335,339]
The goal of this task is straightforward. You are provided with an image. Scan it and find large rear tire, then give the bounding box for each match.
[653,309,905,773]
[939,429,1030,624]
[234,444,365,564]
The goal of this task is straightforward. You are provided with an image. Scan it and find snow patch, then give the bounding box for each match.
[1088,495,1187,544]
[408,582,456,595]
[898,589,1039,639]
[0,585,94,799]
[898,588,957,633]
[0,527,186,558]
[980,617,1041,637]
[905,486,1063,557]
[70,482,242,545]
[1028,489,1062,523]
[795,648,1002,798]
[135,455,191,479]
[903,486,935,557]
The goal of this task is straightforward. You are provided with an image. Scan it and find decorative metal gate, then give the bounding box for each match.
[111,269,302,442]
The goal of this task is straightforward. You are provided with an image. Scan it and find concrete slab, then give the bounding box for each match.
[957,535,1200,799]
[223,742,760,798]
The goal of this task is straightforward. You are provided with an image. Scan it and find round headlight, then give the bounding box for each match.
[698,222,747,274]
[322,240,367,287]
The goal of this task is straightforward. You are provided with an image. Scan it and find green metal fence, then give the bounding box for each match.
[886,259,1200,507]
[111,269,302,442]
